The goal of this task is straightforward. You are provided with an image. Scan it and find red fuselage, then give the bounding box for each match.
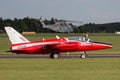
[11,37,113,54]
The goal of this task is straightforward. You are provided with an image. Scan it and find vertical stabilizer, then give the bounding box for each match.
[40,20,46,28]
[5,27,30,44]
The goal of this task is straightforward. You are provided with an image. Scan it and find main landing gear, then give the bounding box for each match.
[80,51,87,59]
[50,53,59,59]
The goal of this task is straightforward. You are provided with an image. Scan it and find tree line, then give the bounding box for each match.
[78,22,120,33]
[0,17,120,33]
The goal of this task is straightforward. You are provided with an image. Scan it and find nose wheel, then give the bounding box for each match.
[80,51,87,59]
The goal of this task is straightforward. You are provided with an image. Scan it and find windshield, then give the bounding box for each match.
[67,36,90,42]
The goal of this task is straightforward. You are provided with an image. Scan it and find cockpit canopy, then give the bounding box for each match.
[66,36,91,42]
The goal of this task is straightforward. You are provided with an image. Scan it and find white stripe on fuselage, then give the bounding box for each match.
[12,41,61,50]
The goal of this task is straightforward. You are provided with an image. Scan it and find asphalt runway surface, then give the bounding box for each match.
[0,54,120,59]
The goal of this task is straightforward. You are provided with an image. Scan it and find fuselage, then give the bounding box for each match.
[11,37,113,54]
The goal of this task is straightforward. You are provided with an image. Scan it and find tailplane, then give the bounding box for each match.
[5,27,30,44]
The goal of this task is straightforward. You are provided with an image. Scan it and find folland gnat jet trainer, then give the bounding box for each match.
[5,27,113,59]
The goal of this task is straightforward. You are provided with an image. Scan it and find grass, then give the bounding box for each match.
[0,58,120,80]
[0,33,120,80]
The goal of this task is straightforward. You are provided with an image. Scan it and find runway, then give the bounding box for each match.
[0,54,120,58]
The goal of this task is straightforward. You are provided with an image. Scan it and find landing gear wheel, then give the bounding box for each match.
[50,53,59,59]
[80,53,86,59]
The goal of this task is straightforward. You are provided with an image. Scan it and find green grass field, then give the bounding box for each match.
[0,58,120,80]
[0,33,120,54]
[0,33,120,80]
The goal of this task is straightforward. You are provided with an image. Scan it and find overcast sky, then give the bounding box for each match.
[0,0,120,24]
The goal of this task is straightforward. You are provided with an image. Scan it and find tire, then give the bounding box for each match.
[80,53,86,59]
[50,53,59,59]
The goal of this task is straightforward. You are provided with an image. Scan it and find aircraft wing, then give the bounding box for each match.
[38,41,64,53]
[40,42,61,49]
[11,41,63,54]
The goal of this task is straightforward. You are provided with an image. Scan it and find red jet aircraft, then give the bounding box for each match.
[5,27,113,59]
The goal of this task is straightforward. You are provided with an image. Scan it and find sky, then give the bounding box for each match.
[0,0,120,24]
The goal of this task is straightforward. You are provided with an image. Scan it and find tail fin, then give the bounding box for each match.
[40,20,46,28]
[5,27,30,44]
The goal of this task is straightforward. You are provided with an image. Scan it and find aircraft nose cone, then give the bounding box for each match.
[93,42,113,50]
[102,44,113,49]
[108,45,113,48]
